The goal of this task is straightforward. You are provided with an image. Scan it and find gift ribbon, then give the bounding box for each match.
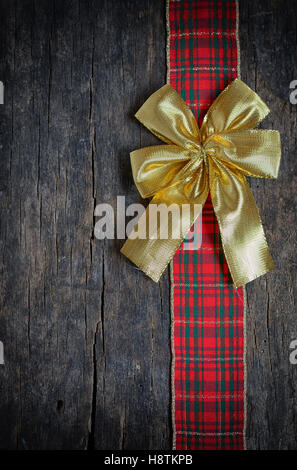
[121,79,281,287]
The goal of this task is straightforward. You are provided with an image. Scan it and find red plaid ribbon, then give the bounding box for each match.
[169,0,245,450]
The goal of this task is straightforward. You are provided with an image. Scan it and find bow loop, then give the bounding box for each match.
[208,129,281,179]
[200,78,270,142]
[135,84,200,148]
[131,145,200,199]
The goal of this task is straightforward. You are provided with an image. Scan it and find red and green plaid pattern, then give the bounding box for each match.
[169,0,245,450]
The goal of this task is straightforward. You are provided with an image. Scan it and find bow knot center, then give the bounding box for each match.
[199,145,210,174]
[200,146,207,164]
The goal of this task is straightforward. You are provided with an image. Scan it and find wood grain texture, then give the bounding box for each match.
[0,0,296,450]
[0,0,169,450]
[240,0,297,450]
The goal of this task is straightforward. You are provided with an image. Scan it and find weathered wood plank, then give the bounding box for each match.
[0,0,169,450]
[240,0,297,450]
[89,0,170,451]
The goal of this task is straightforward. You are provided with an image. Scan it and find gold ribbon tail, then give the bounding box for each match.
[210,159,275,288]
[121,195,203,282]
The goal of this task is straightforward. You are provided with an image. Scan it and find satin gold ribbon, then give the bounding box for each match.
[121,79,281,287]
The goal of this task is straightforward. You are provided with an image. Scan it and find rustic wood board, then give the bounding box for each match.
[0,0,296,450]
[240,0,297,450]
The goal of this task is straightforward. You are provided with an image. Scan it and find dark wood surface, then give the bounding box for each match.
[0,0,296,450]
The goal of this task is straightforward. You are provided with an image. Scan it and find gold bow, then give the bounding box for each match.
[121,79,281,287]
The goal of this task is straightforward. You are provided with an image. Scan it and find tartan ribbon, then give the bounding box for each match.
[121,79,281,287]
[169,0,242,450]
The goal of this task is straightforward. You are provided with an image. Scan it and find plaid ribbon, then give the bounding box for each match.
[169,0,246,450]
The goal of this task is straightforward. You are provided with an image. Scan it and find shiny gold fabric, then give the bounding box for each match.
[121,79,281,287]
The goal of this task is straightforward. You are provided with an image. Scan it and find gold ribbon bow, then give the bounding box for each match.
[121,79,281,287]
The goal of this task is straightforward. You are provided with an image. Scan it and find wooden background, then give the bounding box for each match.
[0,0,296,450]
